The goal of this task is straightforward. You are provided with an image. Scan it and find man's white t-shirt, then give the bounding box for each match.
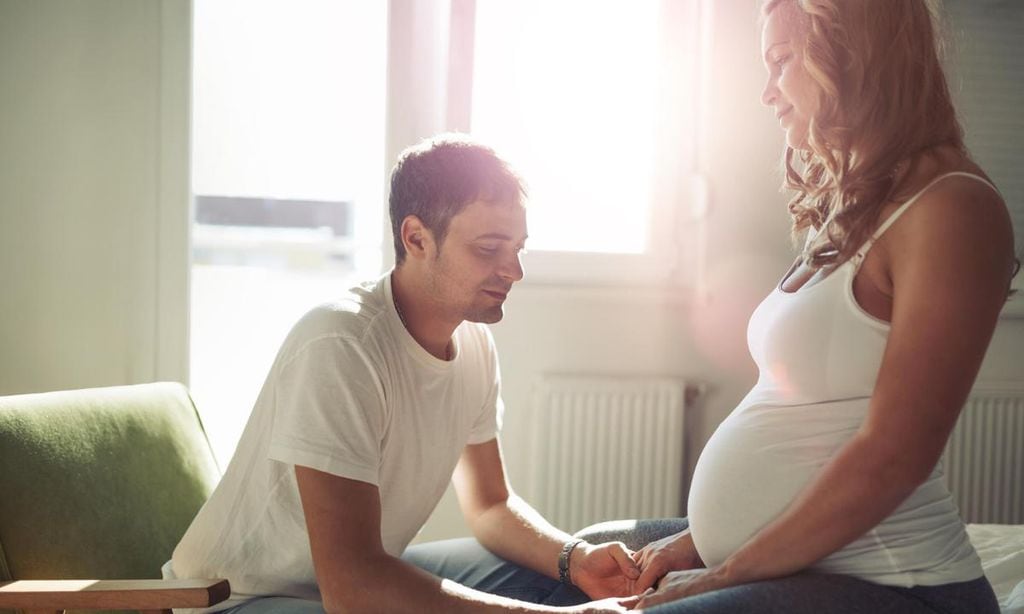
[164,273,503,612]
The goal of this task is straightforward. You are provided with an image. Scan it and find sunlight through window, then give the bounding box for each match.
[471,0,661,254]
[191,0,386,465]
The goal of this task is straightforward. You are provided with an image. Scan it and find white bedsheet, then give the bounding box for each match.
[968,523,1024,614]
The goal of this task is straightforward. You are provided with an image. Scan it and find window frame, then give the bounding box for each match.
[387,0,709,288]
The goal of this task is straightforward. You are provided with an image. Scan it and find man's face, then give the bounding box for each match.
[426,199,528,324]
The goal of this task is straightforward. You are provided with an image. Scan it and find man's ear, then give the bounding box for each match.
[400,215,434,260]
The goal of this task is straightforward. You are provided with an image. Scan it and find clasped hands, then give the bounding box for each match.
[572,529,728,610]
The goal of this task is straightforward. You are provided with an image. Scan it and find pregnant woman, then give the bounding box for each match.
[592,1,1018,612]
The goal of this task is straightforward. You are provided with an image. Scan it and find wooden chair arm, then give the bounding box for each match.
[0,578,230,613]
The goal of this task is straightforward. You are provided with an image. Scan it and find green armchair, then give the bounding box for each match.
[0,383,230,614]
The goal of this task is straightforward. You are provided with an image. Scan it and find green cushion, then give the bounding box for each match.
[0,382,221,613]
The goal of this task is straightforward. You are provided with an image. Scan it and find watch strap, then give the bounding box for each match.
[558,538,584,585]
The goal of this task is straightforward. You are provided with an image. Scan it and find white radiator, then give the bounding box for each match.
[529,375,694,532]
[943,385,1024,524]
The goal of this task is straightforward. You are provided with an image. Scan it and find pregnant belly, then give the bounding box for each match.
[686,400,865,566]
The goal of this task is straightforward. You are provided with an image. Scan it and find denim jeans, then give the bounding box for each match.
[222,517,1000,613]
[573,518,1000,614]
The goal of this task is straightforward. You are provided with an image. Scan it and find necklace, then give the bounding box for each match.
[393,290,452,361]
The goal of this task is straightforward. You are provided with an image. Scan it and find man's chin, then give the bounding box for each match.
[466,305,505,325]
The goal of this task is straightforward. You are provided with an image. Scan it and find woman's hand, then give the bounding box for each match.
[571,541,642,599]
[632,529,705,593]
[565,595,642,613]
[634,567,732,609]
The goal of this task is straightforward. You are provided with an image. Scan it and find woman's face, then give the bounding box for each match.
[760,3,818,149]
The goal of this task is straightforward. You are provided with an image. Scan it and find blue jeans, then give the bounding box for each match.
[572,519,1000,614]
[223,517,1000,613]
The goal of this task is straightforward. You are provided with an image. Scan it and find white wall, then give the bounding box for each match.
[0,0,190,395]
[413,0,1024,543]
[1,0,1019,546]
[414,0,796,542]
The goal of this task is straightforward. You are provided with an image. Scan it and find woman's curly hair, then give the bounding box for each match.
[762,0,964,268]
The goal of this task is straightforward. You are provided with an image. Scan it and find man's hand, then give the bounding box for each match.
[635,567,731,608]
[631,529,704,593]
[570,541,642,599]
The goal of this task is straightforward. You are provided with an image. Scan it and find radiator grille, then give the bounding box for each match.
[529,379,1023,530]
[529,375,690,532]
[943,387,1024,524]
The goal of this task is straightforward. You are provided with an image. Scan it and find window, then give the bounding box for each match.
[191,0,387,464]
[190,0,708,461]
[461,0,707,285]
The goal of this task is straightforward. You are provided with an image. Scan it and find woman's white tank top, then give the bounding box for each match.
[687,172,999,587]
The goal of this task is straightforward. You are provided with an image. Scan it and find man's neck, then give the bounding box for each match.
[391,266,458,360]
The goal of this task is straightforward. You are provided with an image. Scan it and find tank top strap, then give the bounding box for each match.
[852,171,1000,263]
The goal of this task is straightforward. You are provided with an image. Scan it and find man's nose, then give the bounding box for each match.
[500,252,524,283]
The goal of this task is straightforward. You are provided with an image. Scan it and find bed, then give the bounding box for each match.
[968,524,1024,614]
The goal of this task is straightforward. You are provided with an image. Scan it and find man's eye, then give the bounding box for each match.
[477,246,499,256]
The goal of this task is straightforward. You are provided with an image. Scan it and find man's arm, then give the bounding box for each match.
[296,465,605,614]
[452,439,641,599]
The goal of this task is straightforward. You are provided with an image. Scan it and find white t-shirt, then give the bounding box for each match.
[164,273,503,612]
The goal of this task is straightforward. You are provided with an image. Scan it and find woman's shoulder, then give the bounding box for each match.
[875,151,1015,295]
[881,149,1009,244]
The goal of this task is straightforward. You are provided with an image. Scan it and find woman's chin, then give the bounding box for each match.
[784,130,809,151]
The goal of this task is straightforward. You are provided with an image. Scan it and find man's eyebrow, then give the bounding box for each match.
[474,232,529,242]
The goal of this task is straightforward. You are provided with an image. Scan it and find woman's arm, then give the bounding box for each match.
[640,180,1015,607]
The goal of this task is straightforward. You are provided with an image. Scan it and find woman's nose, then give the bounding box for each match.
[761,77,777,107]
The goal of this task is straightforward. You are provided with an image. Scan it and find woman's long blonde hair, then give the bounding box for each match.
[763,0,964,267]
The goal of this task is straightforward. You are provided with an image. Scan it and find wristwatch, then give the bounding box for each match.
[558,539,584,586]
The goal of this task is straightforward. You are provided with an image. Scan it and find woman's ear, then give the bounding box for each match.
[400,215,433,260]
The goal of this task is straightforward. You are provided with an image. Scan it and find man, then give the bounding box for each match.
[165,135,641,614]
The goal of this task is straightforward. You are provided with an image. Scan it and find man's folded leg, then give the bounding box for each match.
[573,518,690,551]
